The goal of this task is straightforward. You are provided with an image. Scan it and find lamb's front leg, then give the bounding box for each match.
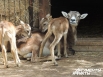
[64,34,68,57]
[50,34,62,66]
[31,49,38,62]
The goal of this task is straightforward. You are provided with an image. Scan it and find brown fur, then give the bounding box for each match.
[39,17,69,65]
[16,31,55,62]
[0,20,31,68]
[39,11,88,65]
[17,32,43,62]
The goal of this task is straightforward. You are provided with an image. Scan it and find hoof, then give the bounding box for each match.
[16,60,21,67]
[4,63,8,68]
[55,56,60,60]
[31,59,37,63]
[54,63,58,66]
[5,65,9,68]
[57,55,61,59]
[53,62,58,66]
[16,63,21,67]
[27,58,31,61]
[69,48,75,55]
[64,55,69,58]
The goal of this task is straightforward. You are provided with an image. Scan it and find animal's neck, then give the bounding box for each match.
[70,25,77,34]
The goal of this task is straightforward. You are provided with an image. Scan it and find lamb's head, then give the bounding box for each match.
[61,11,88,26]
[16,21,31,38]
[39,14,52,32]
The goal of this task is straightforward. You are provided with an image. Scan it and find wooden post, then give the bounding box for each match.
[32,0,39,28]
[39,0,51,23]
[28,0,33,27]
[28,0,51,29]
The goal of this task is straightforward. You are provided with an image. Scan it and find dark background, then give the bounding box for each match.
[51,0,103,38]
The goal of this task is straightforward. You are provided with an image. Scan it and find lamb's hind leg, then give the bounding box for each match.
[1,31,8,68]
[2,44,8,68]
[11,37,21,67]
[39,31,52,57]
[50,34,62,65]
[31,48,38,62]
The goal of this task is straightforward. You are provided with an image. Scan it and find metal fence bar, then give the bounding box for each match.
[8,0,10,21]
[25,0,26,23]
[14,0,16,25]
[19,0,21,20]
[4,0,6,20]
[0,0,3,21]
[29,0,33,26]
[33,0,35,27]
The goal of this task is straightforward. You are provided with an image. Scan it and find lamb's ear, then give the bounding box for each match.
[20,20,25,28]
[80,13,88,19]
[61,11,68,18]
[27,24,30,27]
[46,14,51,18]
[40,18,44,24]
[46,14,52,20]
[20,20,25,25]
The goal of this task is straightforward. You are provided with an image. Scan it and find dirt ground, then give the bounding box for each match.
[0,52,103,77]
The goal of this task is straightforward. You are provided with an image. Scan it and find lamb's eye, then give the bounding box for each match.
[43,23,46,26]
[78,15,80,18]
[26,30,29,33]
